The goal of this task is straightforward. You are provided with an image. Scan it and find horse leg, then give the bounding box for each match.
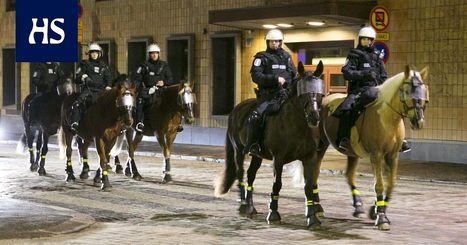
[159,134,175,183]
[266,157,285,225]
[304,155,324,230]
[95,138,112,191]
[37,132,49,176]
[26,127,38,172]
[126,131,143,181]
[64,132,76,182]
[79,140,92,179]
[346,156,365,218]
[114,155,123,174]
[34,130,43,167]
[239,155,262,216]
[368,153,391,230]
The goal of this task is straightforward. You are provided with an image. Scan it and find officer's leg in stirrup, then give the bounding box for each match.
[135,97,145,132]
[243,111,261,155]
[336,110,352,152]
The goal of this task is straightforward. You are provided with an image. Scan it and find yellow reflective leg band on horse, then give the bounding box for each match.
[102,170,108,176]
[306,200,314,206]
[29,148,33,152]
[239,181,245,187]
[41,155,46,159]
[376,200,388,207]
[67,160,72,166]
[313,189,319,194]
[246,186,252,191]
[272,195,279,201]
[83,159,88,163]
[352,189,360,195]
[36,150,40,154]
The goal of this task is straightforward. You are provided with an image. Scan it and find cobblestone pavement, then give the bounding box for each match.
[0,141,467,245]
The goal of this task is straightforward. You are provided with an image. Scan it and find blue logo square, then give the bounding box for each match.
[16,0,78,62]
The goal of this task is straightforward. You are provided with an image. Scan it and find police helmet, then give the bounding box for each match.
[358,26,376,40]
[87,43,103,58]
[265,29,284,41]
[147,43,161,54]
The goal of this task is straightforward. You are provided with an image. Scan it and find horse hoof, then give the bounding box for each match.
[30,164,38,172]
[38,167,46,176]
[115,165,124,174]
[377,222,390,230]
[132,173,143,181]
[106,165,112,171]
[80,172,89,179]
[124,167,131,177]
[238,204,257,216]
[65,174,76,182]
[162,174,173,184]
[100,184,113,192]
[266,211,281,225]
[313,204,325,217]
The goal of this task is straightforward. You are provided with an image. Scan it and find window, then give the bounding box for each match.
[127,37,152,80]
[167,35,195,85]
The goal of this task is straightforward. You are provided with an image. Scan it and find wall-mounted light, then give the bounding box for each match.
[277,23,294,28]
[307,21,325,26]
[263,24,277,29]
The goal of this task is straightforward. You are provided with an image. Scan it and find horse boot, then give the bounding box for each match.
[336,110,352,152]
[70,101,81,132]
[243,111,261,157]
[135,97,145,132]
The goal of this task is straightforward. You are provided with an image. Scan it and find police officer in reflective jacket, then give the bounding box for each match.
[244,29,297,157]
[337,26,410,153]
[28,62,65,124]
[70,43,113,131]
[134,43,174,132]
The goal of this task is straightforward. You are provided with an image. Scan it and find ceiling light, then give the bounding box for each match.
[307,21,325,26]
[263,24,277,29]
[277,23,294,28]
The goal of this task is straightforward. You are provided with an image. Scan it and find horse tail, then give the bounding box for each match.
[214,132,237,197]
[15,133,28,154]
[110,133,124,157]
[289,160,305,188]
[57,126,67,160]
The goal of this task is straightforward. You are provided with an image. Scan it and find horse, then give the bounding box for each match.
[16,75,75,175]
[312,64,429,230]
[111,79,196,183]
[58,74,136,191]
[214,61,328,230]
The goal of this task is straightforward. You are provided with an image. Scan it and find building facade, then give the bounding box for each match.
[0,0,466,163]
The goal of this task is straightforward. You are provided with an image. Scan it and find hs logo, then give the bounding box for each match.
[28,18,65,44]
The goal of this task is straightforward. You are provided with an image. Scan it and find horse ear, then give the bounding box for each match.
[297,61,305,76]
[419,66,429,82]
[313,60,324,77]
[404,64,411,78]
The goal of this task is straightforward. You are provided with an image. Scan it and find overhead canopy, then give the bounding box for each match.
[209,1,378,30]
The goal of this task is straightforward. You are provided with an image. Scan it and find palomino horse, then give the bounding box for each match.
[316,64,429,230]
[111,80,196,182]
[58,74,136,191]
[214,61,327,230]
[16,76,75,175]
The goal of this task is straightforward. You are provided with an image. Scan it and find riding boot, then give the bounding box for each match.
[70,101,81,132]
[336,110,352,152]
[243,111,261,156]
[135,98,145,132]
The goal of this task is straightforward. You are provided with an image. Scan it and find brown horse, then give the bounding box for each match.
[111,80,196,182]
[16,76,75,175]
[214,61,327,230]
[312,64,429,230]
[58,74,136,191]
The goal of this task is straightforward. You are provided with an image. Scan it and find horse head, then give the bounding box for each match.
[295,61,325,128]
[115,74,137,130]
[400,65,429,130]
[177,80,196,124]
[56,74,75,96]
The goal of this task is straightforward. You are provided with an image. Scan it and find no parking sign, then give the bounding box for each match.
[373,41,389,64]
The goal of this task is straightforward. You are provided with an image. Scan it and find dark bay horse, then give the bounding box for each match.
[16,76,74,175]
[111,80,196,182]
[214,61,327,230]
[58,74,136,191]
[314,64,429,230]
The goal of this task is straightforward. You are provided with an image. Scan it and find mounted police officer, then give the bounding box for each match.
[134,43,175,132]
[244,29,297,157]
[70,43,113,131]
[337,26,410,153]
[28,62,65,124]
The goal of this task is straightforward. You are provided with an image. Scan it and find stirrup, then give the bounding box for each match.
[70,122,79,132]
[338,138,349,152]
[400,140,411,153]
[177,125,184,132]
[135,122,144,132]
[248,143,262,157]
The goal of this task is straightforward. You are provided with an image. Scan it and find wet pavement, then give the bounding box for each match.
[0,132,466,243]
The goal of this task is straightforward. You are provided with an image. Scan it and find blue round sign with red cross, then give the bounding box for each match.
[373,41,389,63]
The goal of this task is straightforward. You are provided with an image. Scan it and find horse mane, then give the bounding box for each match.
[374,72,406,107]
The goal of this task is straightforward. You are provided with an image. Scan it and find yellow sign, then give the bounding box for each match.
[369,6,390,31]
[376,33,389,41]
[78,20,83,43]
[78,20,83,30]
